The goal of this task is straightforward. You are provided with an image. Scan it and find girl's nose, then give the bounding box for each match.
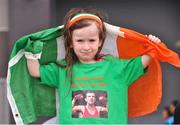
[83,42,91,50]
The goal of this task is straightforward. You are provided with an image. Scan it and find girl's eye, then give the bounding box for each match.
[89,39,96,42]
[77,39,83,42]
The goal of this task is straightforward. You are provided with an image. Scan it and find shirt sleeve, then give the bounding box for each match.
[122,56,147,86]
[39,63,59,88]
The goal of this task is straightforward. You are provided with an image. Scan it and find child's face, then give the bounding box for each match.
[170,104,175,114]
[162,109,168,119]
[71,22,102,63]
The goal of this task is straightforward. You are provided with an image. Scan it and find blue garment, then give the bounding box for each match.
[165,116,174,125]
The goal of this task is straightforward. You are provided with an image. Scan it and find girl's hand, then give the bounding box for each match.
[142,34,162,68]
[146,34,161,44]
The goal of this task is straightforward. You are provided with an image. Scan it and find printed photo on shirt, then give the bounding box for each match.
[72,90,108,118]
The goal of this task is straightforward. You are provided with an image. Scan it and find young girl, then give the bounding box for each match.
[162,106,174,124]
[26,8,161,124]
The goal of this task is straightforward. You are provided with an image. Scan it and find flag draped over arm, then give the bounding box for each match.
[117,27,180,116]
[7,27,63,124]
[7,23,180,124]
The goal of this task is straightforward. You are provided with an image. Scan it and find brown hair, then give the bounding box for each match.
[62,8,106,85]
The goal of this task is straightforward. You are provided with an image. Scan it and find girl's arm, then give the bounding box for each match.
[142,54,152,68]
[24,41,43,78]
[142,34,161,68]
[27,59,40,78]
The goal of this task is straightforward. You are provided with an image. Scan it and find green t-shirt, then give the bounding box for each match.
[40,55,146,124]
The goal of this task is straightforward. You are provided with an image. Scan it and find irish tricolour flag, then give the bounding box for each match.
[7,23,180,124]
